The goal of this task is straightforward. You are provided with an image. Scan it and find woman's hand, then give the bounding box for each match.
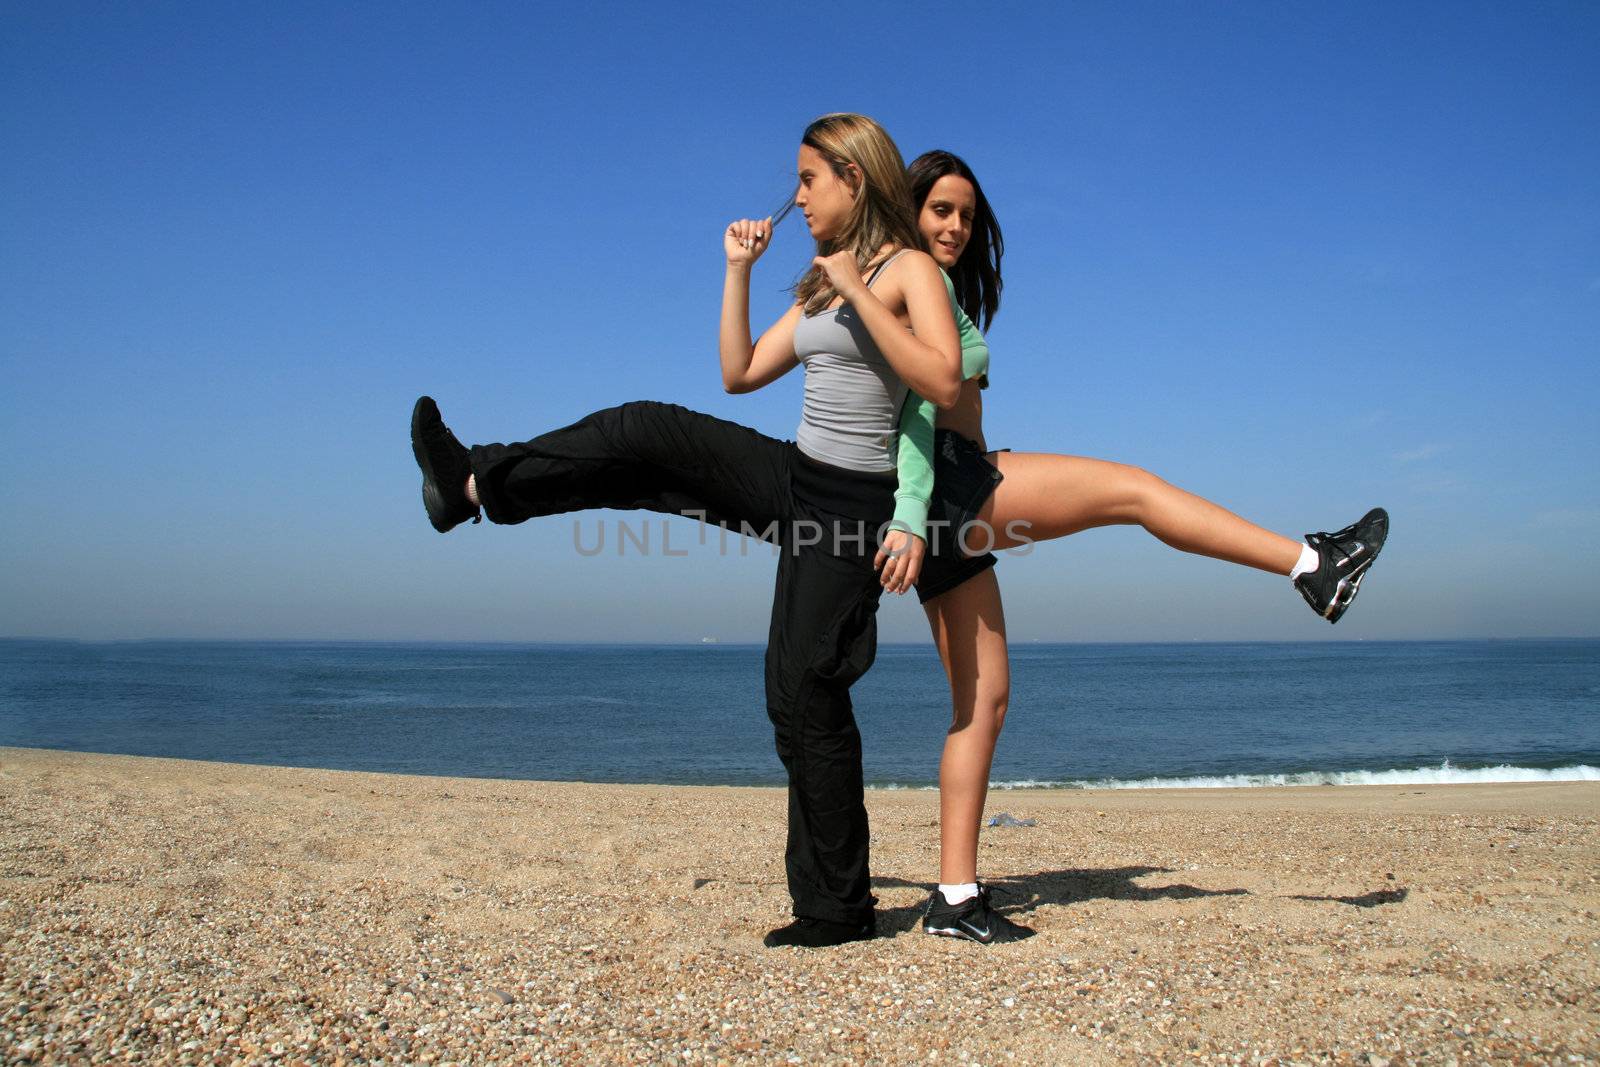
[875,528,926,595]
[725,217,773,267]
[811,249,869,305]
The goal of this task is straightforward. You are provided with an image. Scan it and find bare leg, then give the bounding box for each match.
[967,452,1302,574]
[924,568,1010,885]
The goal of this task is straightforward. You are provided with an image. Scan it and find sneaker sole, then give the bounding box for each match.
[925,922,1037,944]
[921,921,979,940]
[411,397,471,534]
[924,923,991,944]
[1323,547,1380,623]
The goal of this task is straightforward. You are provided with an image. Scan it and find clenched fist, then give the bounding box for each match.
[725,217,773,267]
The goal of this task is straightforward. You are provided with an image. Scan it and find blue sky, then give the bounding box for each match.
[2,2,1596,642]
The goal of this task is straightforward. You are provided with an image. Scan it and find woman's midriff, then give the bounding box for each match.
[934,378,986,451]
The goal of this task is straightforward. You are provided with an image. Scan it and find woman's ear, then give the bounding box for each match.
[843,162,863,197]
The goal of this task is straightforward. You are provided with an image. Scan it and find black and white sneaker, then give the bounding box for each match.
[1294,507,1389,624]
[922,885,1035,944]
[411,396,481,533]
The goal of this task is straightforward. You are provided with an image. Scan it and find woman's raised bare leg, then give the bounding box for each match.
[966,452,1303,574]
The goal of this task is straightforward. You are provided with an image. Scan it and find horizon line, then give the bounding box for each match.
[3,635,1597,647]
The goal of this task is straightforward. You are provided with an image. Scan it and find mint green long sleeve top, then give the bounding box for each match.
[889,273,990,541]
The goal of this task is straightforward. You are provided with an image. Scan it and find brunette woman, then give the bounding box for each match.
[882,151,1388,943]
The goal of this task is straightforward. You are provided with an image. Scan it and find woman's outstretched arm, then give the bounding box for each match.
[720,216,801,394]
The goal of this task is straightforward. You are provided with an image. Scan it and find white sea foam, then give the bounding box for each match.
[984,761,1600,791]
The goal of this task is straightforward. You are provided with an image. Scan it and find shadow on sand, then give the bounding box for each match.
[869,869,1409,935]
[1285,887,1409,908]
[870,866,1250,936]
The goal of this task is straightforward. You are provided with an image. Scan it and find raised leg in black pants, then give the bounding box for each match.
[460,400,891,943]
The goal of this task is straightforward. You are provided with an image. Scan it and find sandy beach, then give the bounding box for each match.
[2,747,1596,1064]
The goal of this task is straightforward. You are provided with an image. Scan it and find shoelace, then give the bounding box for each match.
[975,882,1015,909]
[1310,527,1363,570]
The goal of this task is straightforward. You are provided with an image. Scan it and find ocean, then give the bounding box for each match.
[1,639,1595,789]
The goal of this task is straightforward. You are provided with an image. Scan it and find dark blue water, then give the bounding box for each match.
[1,640,1596,788]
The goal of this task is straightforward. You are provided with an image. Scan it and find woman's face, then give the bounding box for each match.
[795,144,857,242]
[918,174,977,269]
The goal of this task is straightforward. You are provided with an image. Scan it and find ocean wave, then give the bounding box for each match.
[983,761,1600,791]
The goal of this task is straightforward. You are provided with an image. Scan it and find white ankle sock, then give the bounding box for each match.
[1289,542,1318,581]
[938,882,979,905]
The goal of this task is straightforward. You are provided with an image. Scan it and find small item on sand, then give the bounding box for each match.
[987,812,1036,828]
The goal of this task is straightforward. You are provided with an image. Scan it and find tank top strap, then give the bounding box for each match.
[863,248,910,289]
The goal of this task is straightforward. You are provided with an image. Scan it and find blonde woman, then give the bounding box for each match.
[882,151,1389,943]
[410,115,961,948]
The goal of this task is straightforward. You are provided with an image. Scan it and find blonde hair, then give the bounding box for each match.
[792,113,921,316]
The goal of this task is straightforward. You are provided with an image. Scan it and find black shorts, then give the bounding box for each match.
[915,429,1005,604]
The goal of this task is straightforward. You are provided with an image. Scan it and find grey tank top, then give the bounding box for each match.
[792,251,910,472]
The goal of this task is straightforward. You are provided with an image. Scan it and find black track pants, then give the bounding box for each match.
[469,400,893,925]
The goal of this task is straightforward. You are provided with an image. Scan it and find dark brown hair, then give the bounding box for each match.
[907,150,1004,330]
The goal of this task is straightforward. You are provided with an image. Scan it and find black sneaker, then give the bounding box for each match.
[762,915,876,949]
[1294,507,1389,624]
[922,885,1035,944]
[411,396,481,533]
